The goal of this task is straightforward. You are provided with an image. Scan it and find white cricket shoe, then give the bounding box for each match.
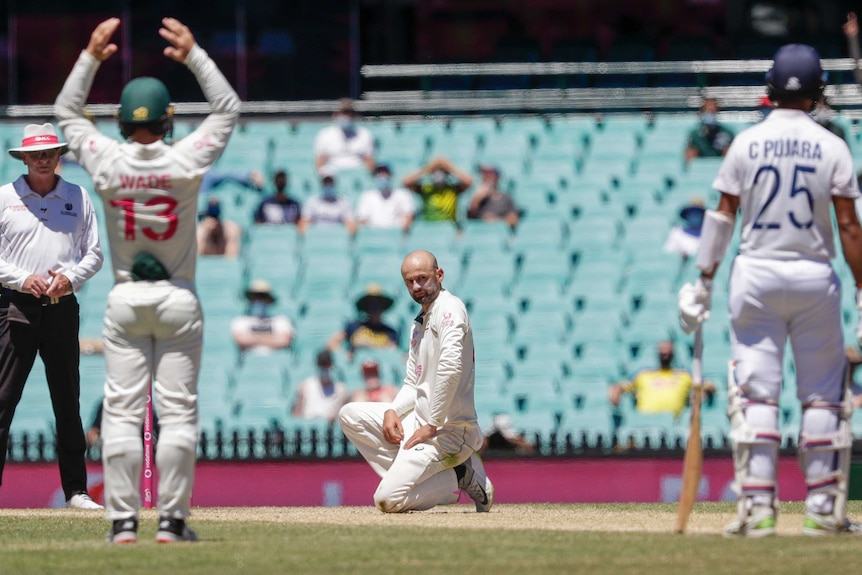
[724,504,776,538]
[459,453,494,513]
[67,492,104,510]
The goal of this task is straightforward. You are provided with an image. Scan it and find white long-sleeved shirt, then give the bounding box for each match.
[0,175,103,292]
[55,46,240,287]
[391,289,482,448]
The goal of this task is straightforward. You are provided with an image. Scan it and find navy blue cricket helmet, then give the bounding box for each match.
[766,44,826,102]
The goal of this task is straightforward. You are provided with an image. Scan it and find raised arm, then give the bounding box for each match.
[168,17,241,170]
[844,13,862,86]
[54,17,123,174]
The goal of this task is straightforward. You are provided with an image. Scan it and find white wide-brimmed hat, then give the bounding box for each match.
[8,123,69,160]
[244,279,276,304]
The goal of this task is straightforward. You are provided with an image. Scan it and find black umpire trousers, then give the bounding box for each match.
[0,290,88,500]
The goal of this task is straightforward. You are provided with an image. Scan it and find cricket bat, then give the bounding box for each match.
[675,327,703,534]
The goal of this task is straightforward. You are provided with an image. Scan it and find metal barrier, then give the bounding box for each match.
[359,58,862,114]
[5,426,792,462]
[2,57,860,119]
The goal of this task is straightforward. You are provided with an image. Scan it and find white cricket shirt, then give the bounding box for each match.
[55,45,240,287]
[391,289,481,446]
[0,175,103,292]
[713,108,859,261]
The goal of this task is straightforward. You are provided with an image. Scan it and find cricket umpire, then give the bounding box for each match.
[55,17,240,543]
[0,123,103,509]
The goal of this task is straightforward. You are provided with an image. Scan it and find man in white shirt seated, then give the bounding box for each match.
[292,350,349,422]
[313,98,375,174]
[230,279,295,356]
[298,169,356,235]
[355,164,416,232]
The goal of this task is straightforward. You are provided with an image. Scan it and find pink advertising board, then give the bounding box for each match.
[0,457,807,509]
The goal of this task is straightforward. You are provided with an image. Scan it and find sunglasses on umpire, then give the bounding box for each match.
[22,149,61,160]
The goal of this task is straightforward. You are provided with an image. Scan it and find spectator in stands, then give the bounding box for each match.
[298,169,355,235]
[812,96,847,142]
[684,98,734,162]
[402,156,473,223]
[328,283,399,359]
[481,413,535,455]
[292,349,350,422]
[253,169,302,225]
[843,12,862,86]
[196,197,242,256]
[843,345,862,408]
[662,196,706,259]
[758,95,774,121]
[466,164,520,229]
[230,279,295,355]
[314,97,375,174]
[355,163,416,232]
[608,340,714,418]
[200,168,264,196]
[350,359,398,403]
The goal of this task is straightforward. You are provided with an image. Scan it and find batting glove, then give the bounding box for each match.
[678,277,713,334]
[856,289,862,346]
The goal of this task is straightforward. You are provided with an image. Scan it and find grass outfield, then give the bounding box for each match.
[2,502,861,575]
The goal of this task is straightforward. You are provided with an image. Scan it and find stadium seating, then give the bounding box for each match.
[11,110,862,457]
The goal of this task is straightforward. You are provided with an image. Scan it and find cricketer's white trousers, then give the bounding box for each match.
[729,255,845,512]
[100,282,202,521]
[339,402,477,512]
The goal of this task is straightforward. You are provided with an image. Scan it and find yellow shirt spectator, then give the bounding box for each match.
[622,368,692,416]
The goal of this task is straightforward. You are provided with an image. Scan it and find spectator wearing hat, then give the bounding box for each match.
[662,196,706,259]
[292,349,350,422]
[196,197,242,256]
[328,283,399,358]
[0,123,104,510]
[253,170,302,225]
[230,279,295,355]
[355,164,416,232]
[298,169,355,235]
[466,164,520,229]
[313,97,375,174]
[350,360,398,403]
[402,156,473,223]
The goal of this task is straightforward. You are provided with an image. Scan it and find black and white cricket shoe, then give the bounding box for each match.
[107,518,138,544]
[156,517,198,543]
[459,452,494,512]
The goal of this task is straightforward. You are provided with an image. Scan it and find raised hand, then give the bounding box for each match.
[844,12,858,38]
[86,17,120,62]
[160,17,196,63]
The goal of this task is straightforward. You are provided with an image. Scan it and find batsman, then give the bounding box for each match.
[55,17,240,542]
[679,44,862,536]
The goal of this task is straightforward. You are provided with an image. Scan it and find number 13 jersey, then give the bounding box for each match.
[56,45,240,286]
[713,108,859,262]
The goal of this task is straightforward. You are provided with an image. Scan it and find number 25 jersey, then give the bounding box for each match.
[713,108,859,262]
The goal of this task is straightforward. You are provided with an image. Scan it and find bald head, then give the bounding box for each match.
[401,250,438,275]
[658,340,674,368]
[401,250,444,309]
